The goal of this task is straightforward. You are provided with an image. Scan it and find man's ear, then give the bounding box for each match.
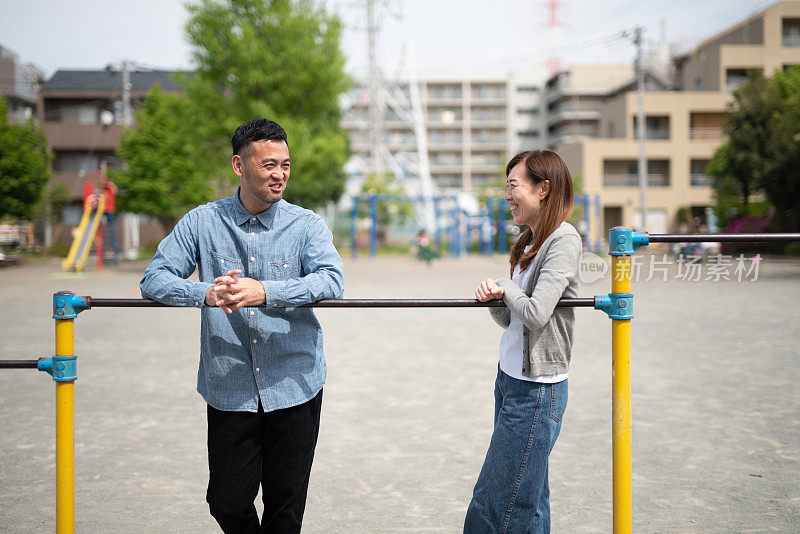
[231,154,244,177]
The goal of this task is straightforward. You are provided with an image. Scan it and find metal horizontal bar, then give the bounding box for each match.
[87,297,596,309]
[648,233,800,243]
[0,360,39,369]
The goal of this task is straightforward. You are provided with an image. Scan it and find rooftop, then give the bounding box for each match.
[42,69,186,93]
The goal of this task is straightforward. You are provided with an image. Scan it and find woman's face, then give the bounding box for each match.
[505,162,549,228]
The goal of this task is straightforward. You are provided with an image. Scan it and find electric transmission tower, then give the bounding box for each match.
[543,0,566,75]
[340,0,436,231]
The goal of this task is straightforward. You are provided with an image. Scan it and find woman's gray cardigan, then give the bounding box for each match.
[490,221,582,378]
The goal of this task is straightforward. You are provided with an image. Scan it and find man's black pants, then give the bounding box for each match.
[206,390,323,534]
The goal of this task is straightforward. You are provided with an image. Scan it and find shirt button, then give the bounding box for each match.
[273,304,278,307]
[252,339,258,344]
[255,367,260,372]
[251,217,256,221]
[251,232,255,236]
[283,263,287,268]
[250,257,256,262]
[220,259,225,264]
[250,310,255,316]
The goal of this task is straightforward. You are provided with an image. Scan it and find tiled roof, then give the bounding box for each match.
[42,69,188,92]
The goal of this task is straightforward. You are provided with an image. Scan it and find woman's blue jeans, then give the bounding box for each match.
[464,367,568,534]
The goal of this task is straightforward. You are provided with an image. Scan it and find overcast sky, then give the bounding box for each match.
[0,0,780,79]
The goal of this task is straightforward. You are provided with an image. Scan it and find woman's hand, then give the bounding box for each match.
[475,278,505,302]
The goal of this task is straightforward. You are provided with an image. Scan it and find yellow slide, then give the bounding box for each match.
[62,195,106,272]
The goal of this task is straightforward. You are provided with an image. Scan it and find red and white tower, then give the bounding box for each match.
[543,0,566,75]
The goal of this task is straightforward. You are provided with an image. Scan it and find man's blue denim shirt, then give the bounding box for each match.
[140,190,344,413]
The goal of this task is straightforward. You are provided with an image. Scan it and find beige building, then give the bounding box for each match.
[341,73,546,193]
[559,0,800,244]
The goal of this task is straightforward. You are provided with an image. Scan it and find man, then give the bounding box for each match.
[140,118,344,533]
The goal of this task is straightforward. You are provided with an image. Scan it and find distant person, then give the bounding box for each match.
[82,173,100,209]
[100,174,120,264]
[412,229,439,265]
[140,118,344,534]
[467,149,581,533]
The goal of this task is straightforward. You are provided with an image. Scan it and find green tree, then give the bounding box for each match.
[762,66,800,232]
[183,0,350,208]
[0,97,52,220]
[708,67,800,233]
[359,173,414,245]
[111,84,215,230]
[707,71,776,220]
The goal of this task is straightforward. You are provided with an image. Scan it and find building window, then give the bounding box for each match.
[428,84,462,99]
[516,86,540,93]
[53,152,100,174]
[472,84,505,99]
[472,173,498,187]
[429,152,462,166]
[782,18,800,47]
[471,107,505,122]
[516,129,540,137]
[725,68,761,92]
[603,159,670,187]
[516,107,539,115]
[690,160,712,187]
[471,152,503,166]
[689,112,725,139]
[632,116,670,140]
[432,174,462,188]
[472,129,506,144]
[51,102,100,123]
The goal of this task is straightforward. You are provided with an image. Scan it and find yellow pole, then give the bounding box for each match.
[611,256,632,534]
[54,319,75,534]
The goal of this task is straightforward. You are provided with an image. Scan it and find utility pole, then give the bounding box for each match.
[111,58,140,260]
[623,26,648,231]
[122,59,132,128]
[634,27,647,232]
[366,0,385,177]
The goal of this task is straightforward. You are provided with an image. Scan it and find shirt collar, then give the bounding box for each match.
[230,187,281,228]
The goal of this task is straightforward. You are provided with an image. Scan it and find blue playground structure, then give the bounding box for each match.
[349,192,602,258]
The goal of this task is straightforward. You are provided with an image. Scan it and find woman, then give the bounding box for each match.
[464,149,582,534]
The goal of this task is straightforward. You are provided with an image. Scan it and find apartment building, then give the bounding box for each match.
[542,65,636,148]
[559,0,800,238]
[38,69,183,246]
[341,71,546,193]
[0,45,43,122]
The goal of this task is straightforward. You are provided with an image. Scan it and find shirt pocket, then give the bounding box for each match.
[207,250,243,277]
[267,253,301,281]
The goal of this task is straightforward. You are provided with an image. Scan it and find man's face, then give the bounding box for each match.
[232,139,291,206]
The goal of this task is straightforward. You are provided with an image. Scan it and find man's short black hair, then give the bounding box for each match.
[231,118,288,156]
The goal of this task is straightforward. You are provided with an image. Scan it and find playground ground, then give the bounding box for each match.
[1,253,799,533]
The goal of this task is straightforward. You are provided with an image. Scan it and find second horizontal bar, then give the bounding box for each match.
[87,298,596,309]
[648,233,800,243]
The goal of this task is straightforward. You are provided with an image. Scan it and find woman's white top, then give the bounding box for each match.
[499,245,569,384]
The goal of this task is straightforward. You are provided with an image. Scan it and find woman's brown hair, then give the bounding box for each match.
[507,149,574,275]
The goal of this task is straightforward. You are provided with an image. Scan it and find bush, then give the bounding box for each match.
[722,215,781,255]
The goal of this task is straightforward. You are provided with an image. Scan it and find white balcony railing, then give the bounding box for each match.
[603,173,670,187]
[689,127,724,140]
[690,173,713,186]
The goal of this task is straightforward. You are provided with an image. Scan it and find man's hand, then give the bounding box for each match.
[205,269,266,314]
[475,278,505,302]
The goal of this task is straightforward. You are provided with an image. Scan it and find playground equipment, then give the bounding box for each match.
[2,229,799,534]
[350,192,601,258]
[61,191,105,273]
